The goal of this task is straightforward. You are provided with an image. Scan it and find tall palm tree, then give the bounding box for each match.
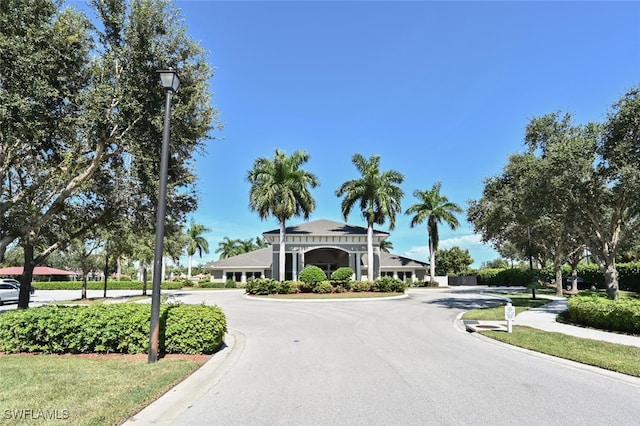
[405,181,462,283]
[247,149,319,281]
[379,240,394,253]
[186,221,211,279]
[336,154,404,281]
[216,236,240,259]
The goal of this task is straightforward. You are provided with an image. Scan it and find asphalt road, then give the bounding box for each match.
[168,289,640,425]
[5,288,640,425]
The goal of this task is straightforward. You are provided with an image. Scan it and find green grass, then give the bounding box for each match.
[481,326,640,377]
[0,354,207,425]
[254,291,404,299]
[462,294,549,320]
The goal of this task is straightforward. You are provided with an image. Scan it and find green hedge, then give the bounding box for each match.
[0,303,226,355]
[477,263,640,291]
[32,280,182,290]
[476,268,534,286]
[164,304,228,354]
[567,295,640,334]
[244,277,407,295]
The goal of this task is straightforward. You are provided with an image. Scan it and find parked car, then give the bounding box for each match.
[0,278,35,294]
[0,282,20,305]
[563,276,595,290]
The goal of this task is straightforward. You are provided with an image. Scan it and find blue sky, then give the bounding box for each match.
[173,1,640,268]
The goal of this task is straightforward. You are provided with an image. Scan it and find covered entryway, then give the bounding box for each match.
[303,248,351,279]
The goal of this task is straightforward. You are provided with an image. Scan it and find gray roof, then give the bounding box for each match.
[203,247,272,269]
[263,219,389,237]
[375,251,429,268]
[203,247,428,270]
[203,219,427,271]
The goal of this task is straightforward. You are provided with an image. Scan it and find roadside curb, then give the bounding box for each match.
[124,329,246,425]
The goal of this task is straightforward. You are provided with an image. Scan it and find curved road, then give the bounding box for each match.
[159,288,640,425]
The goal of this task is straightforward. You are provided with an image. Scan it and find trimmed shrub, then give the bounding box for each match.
[330,267,354,284]
[313,281,333,294]
[164,304,227,354]
[413,280,438,287]
[245,278,278,295]
[225,280,238,289]
[567,294,640,334]
[299,265,327,285]
[372,276,406,292]
[350,281,371,292]
[476,268,534,286]
[199,282,226,289]
[276,281,298,294]
[0,303,227,355]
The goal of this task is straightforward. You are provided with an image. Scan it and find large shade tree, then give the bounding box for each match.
[0,0,219,308]
[336,154,404,282]
[247,149,319,281]
[469,86,640,300]
[405,181,462,283]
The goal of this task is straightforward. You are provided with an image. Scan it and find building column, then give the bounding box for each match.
[355,252,362,280]
[241,271,246,284]
[292,252,298,281]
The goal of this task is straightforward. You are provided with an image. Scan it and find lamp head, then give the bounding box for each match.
[157,69,180,92]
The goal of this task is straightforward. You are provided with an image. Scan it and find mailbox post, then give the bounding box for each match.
[504,302,516,333]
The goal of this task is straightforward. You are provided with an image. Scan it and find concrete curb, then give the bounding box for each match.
[123,329,246,425]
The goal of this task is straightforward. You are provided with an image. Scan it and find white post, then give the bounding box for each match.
[505,302,515,333]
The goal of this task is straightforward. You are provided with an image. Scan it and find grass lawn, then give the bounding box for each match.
[462,294,549,320]
[0,354,208,425]
[480,326,640,377]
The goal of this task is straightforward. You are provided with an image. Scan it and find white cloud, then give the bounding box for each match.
[438,234,484,249]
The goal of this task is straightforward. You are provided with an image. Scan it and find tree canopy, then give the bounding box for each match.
[405,181,462,283]
[336,154,404,281]
[468,85,640,299]
[0,0,220,307]
[247,149,319,281]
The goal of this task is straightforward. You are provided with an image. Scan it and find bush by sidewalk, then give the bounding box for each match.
[567,294,640,334]
[0,303,227,355]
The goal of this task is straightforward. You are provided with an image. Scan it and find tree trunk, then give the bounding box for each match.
[554,266,563,297]
[571,268,578,292]
[18,242,36,309]
[279,220,286,282]
[602,260,619,300]
[429,234,435,284]
[142,267,147,296]
[116,257,122,280]
[82,275,87,300]
[367,224,374,282]
[103,250,108,298]
[187,254,192,279]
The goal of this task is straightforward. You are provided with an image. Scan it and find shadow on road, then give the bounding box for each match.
[424,296,507,311]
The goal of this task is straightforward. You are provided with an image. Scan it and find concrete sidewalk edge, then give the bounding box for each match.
[124,329,246,425]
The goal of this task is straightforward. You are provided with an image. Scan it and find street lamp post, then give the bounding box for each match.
[148,69,180,364]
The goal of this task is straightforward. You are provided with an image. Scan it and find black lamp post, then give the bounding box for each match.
[148,68,180,364]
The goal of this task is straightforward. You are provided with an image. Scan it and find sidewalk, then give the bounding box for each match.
[465,296,640,348]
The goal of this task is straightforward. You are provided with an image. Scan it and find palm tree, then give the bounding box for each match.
[336,154,404,281]
[405,181,462,283]
[216,236,240,259]
[379,240,394,253]
[186,221,211,279]
[247,149,319,281]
